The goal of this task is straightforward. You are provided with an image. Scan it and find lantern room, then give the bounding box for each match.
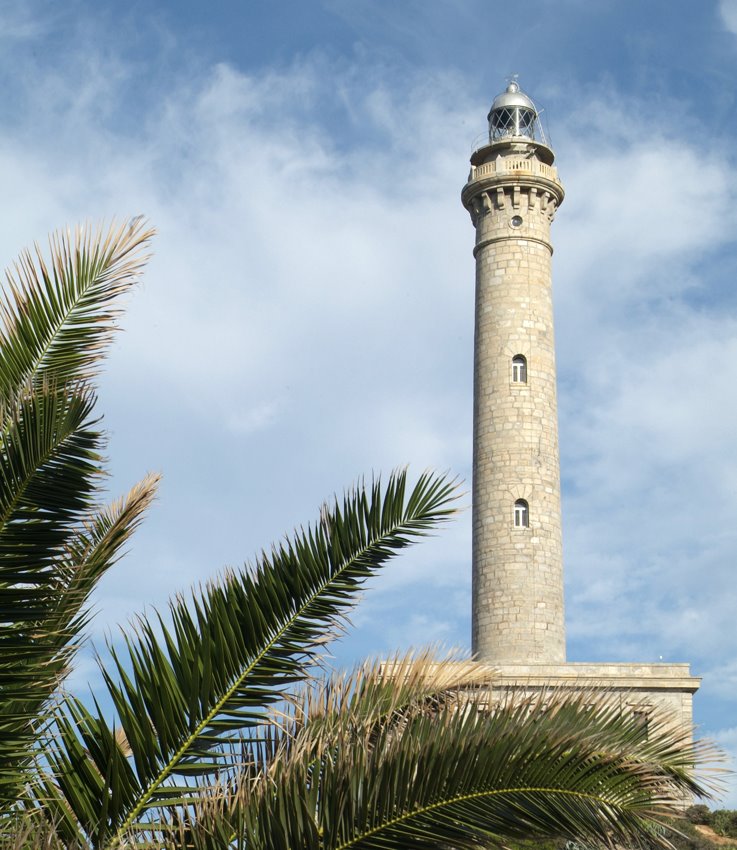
[488,80,541,143]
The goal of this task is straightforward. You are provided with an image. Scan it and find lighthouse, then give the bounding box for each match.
[461,81,699,734]
[462,81,566,665]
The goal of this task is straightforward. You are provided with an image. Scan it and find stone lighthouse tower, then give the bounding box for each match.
[460,81,699,736]
[462,81,566,665]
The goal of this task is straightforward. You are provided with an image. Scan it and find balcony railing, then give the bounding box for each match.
[468,158,558,182]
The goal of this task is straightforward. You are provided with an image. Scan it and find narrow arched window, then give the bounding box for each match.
[514,499,529,528]
[512,355,527,383]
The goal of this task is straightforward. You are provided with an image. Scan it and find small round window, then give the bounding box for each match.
[510,215,523,228]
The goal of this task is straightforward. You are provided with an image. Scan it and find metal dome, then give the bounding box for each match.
[489,80,536,112]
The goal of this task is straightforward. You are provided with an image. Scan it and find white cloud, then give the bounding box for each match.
[719,0,737,35]
[0,0,50,42]
[226,401,282,436]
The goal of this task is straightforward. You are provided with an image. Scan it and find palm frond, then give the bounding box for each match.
[50,473,160,639]
[0,220,153,403]
[0,472,159,810]
[0,385,101,589]
[0,385,102,800]
[241,678,722,850]
[0,806,73,850]
[281,649,494,754]
[36,471,458,847]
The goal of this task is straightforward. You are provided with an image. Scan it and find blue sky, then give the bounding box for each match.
[2,0,737,805]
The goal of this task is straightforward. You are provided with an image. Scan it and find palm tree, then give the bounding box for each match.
[0,223,720,849]
[0,221,159,817]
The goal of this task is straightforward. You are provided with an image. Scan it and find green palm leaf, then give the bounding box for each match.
[0,220,719,850]
[0,386,101,586]
[0,220,153,401]
[48,473,160,640]
[38,471,458,847]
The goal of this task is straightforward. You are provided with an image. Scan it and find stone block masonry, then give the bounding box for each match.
[463,146,565,665]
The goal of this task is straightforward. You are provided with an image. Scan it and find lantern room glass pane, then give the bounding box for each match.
[490,106,537,141]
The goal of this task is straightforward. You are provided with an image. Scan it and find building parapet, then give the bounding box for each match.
[488,662,701,693]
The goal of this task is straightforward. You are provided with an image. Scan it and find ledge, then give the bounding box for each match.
[484,662,701,693]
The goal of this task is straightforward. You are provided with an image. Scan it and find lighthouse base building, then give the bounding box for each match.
[462,81,699,735]
[487,663,697,739]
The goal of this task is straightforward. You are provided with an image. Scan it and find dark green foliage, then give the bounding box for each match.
[712,811,737,840]
[688,806,716,826]
[671,817,737,850]
[505,816,737,850]
[683,807,737,841]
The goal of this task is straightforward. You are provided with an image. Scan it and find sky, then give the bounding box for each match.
[1,0,736,806]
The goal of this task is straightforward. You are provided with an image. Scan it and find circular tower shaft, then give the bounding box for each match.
[462,133,566,665]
